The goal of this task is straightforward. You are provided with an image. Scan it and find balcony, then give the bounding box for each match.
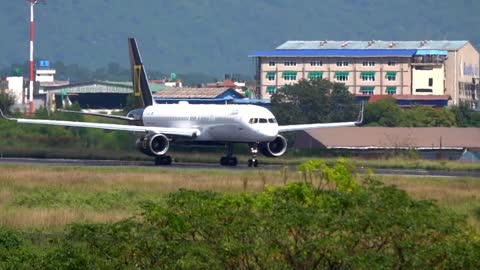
[411,55,446,66]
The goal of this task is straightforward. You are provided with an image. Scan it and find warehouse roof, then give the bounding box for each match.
[276,40,469,50]
[44,81,132,94]
[249,49,417,57]
[153,87,244,99]
[295,127,480,150]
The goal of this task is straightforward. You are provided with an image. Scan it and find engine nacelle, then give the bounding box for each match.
[136,133,170,156]
[259,135,288,157]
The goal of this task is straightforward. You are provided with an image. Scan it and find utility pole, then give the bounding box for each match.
[26,0,44,115]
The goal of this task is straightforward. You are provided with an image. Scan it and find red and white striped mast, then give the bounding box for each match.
[26,0,42,115]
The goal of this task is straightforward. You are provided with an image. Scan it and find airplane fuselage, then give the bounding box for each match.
[142,103,279,143]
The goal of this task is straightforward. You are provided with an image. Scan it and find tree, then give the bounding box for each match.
[450,103,480,127]
[270,79,358,125]
[364,97,402,127]
[0,91,15,113]
[364,98,457,127]
[404,105,456,127]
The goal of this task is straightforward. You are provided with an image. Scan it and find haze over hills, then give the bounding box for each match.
[0,0,479,77]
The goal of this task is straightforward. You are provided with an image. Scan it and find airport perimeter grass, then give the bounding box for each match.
[2,146,480,171]
[0,164,479,231]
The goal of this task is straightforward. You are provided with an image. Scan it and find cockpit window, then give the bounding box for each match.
[249,118,277,124]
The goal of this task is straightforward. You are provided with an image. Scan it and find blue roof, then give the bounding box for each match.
[415,50,448,56]
[249,49,417,57]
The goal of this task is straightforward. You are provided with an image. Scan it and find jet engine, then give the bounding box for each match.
[259,135,288,157]
[136,133,170,156]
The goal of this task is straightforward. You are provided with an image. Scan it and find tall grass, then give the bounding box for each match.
[0,164,479,230]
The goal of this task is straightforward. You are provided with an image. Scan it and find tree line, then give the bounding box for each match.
[270,78,480,127]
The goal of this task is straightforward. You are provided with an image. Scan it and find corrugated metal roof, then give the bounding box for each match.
[295,127,480,149]
[154,87,239,99]
[415,50,448,56]
[249,49,417,57]
[276,40,469,51]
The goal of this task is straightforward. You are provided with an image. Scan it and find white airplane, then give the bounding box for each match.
[0,38,362,167]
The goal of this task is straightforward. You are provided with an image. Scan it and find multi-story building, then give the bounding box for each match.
[249,40,480,107]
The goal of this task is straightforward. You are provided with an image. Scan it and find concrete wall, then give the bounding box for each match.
[445,42,480,105]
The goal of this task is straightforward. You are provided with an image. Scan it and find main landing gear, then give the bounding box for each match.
[219,143,260,167]
[155,155,172,165]
[220,143,238,166]
[247,143,259,168]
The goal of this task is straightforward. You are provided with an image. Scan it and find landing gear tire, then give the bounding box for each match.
[220,143,237,166]
[247,143,259,168]
[220,156,238,166]
[155,155,172,166]
[247,159,258,168]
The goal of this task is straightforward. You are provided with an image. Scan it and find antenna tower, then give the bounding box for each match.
[26,0,45,115]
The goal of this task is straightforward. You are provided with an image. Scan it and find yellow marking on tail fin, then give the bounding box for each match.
[133,65,142,97]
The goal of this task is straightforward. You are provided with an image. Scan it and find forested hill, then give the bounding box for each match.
[0,0,479,76]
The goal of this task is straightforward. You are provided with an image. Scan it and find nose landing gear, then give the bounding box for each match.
[247,143,259,167]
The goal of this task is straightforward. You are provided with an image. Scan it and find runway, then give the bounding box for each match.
[0,157,479,178]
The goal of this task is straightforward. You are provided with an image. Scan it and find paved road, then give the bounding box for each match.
[0,157,479,178]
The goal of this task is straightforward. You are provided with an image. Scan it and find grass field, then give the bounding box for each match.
[2,145,480,171]
[0,163,479,231]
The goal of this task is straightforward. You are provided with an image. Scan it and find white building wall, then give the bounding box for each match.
[6,76,24,104]
[412,66,445,95]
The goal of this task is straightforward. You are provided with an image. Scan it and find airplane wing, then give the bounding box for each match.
[278,121,359,132]
[57,109,135,121]
[0,109,199,138]
[277,102,364,132]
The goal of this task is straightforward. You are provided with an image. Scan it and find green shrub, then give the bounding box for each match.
[2,161,480,269]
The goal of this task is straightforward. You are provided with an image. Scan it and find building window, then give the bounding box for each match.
[386,71,397,81]
[386,86,396,95]
[428,78,433,87]
[416,88,433,93]
[282,71,297,81]
[268,61,276,66]
[360,86,374,95]
[266,86,276,95]
[334,71,349,82]
[362,61,375,66]
[308,71,323,80]
[336,61,349,67]
[361,71,375,81]
[266,72,276,81]
[387,60,397,66]
[284,61,297,66]
[310,61,323,66]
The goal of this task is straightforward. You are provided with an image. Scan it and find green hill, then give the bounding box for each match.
[0,0,479,76]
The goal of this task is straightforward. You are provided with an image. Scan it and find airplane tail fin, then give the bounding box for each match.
[128,38,154,108]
